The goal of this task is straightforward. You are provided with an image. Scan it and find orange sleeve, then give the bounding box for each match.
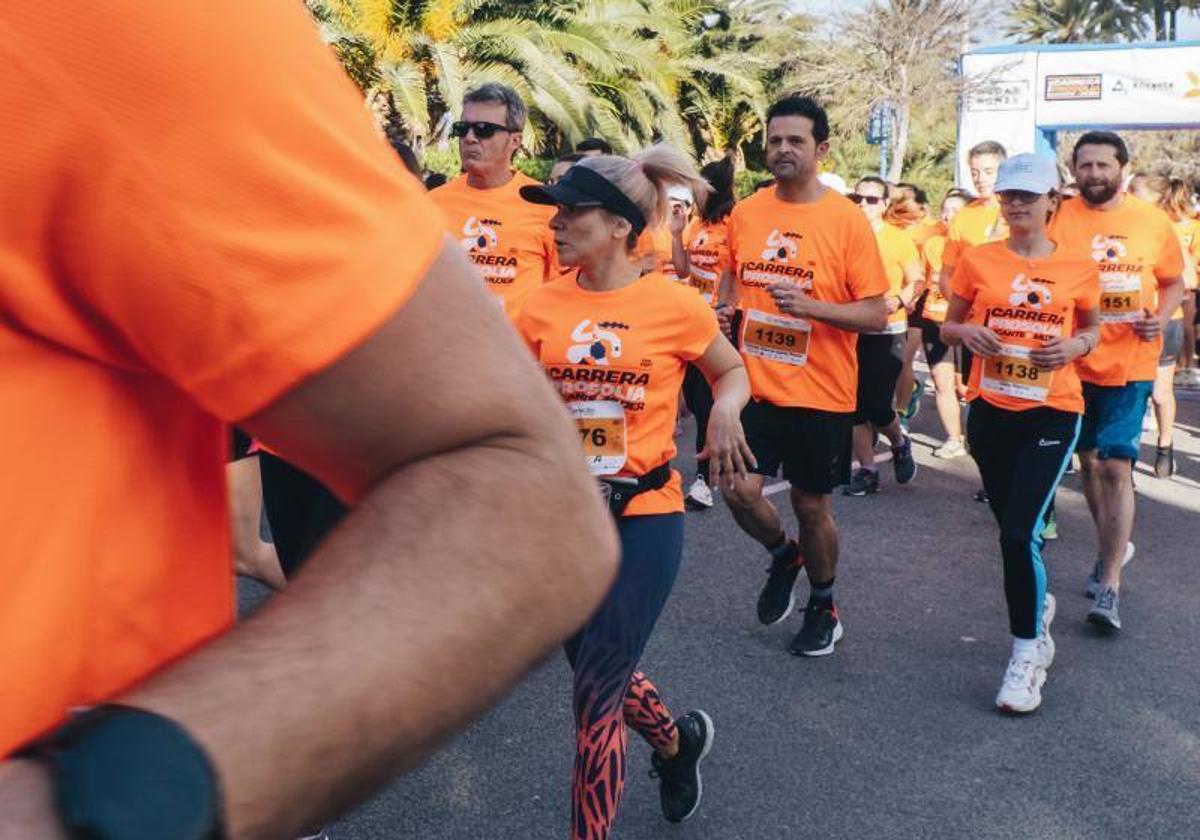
[924,237,946,275]
[949,253,978,302]
[2,0,445,422]
[674,287,722,361]
[847,214,891,299]
[1155,218,1185,282]
[896,231,920,270]
[726,209,742,267]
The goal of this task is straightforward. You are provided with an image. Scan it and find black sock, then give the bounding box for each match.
[808,577,835,606]
[767,534,794,562]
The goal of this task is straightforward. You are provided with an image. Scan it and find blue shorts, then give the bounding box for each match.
[1078,381,1153,461]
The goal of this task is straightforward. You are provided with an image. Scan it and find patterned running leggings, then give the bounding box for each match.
[563,512,684,840]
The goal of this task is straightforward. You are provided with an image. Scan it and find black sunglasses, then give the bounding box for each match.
[849,194,884,205]
[450,120,513,139]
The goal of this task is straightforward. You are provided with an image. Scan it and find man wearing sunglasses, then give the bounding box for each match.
[432,83,557,316]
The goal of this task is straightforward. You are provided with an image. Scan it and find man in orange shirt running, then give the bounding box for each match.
[1049,131,1185,631]
[940,140,1009,293]
[0,4,616,837]
[432,84,557,315]
[721,96,889,657]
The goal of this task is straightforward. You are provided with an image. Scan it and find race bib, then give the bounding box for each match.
[981,343,1052,403]
[923,296,949,323]
[690,266,718,305]
[569,400,627,476]
[741,309,812,366]
[1099,273,1143,324]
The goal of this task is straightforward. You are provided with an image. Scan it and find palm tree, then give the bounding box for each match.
[1006,0,1148,43]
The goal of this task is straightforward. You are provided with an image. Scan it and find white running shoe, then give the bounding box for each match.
[933,438,967,459]
[685,475,714,509]
[1085,542,1134,598]
[995,657,1047,714]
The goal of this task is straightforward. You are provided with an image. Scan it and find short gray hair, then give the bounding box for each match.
[463,83,527,131]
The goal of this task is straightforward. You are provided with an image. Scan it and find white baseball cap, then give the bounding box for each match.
[994,153,1060,195]
[667,185,694,205]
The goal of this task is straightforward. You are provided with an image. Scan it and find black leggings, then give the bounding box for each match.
[967,400,1080,639]
[682,364,714,480]
[258,452,346,578]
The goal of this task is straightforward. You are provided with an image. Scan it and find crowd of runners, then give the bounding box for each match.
[231,82,1195,840]
[4,5,1195,839]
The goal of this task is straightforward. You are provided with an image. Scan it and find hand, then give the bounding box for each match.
[668,202,688,236]
[715,304,735,341]
[1029,336,1083,370]
[1132,309,1162,341]
[957,324,1003,358]
[885,295,901,314]
[0,761,68,840]
[699,404,757,492]
[767,281,815,318]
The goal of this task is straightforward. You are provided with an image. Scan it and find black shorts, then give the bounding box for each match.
[742,400,853,495]
[854,333,904,427]
[921,319,951,366]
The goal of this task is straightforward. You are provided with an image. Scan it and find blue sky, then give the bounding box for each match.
[785,0,1200,44]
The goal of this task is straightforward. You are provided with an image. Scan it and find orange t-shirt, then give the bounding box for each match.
[1172,217,1200,317]
[921,229,951,323]
[943,198,1007,272]
[951,242,1100,414]
[635,225,682,281]
[684,218,733,306]
[0,0,443,756]
[906,218,940,251]
[515,272,720,516]
[873,222,921,334]
[432,172,556,314]
[726,187,889,411]
[1048,195,1184,385]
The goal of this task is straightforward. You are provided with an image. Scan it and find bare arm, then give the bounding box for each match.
[669,206,691,279]
[768,281,888,333]
[1030,307,1101,369]
[693,335,755,489]
[1133,276,1186,341]
[900,260,923,309]
[0,242,618,839]
[940,294,1002,357]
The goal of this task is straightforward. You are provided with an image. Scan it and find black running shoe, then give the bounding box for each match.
[1154,444,1175,479]
[650,710,714,824]
[892,435,917,485]
[789,602,844,657]
[842,468,880,496]
[757,542,802,625]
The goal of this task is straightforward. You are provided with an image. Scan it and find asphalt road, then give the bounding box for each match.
[240,387,1200,840]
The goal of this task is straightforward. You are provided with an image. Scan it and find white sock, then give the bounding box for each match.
[1011,637,1038,661]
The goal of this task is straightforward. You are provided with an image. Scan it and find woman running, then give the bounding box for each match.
[516,146,754,839]
[670,156,738,508]
[942,153,1100,714]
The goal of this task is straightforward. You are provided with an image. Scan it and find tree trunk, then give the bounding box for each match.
[1154,0,1167,40]
[888,100,909,184]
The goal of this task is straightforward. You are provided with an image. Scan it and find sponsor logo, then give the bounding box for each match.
[1045,74,1102,102]
[1038,439,1061,447]
[761,229,799,262]
[1091,234,1128,263]
[1009,273,1053,309]
[567,319,624,366]
[461,216,499,252]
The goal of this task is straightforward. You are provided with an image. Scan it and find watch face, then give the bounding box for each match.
[50,707,222,839]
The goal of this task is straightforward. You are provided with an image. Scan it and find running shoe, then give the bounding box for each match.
[1174,367,1200,389]
[842,468,880,496]
[649,710,714,824]
[1041,508,1058,541]
[1153,444,1175,479]
[789,602,843,657]
[685,475,714,510]
[1087,586,1122,630]
[1085,542,1134,598]
[757,542,802,626]
[933,438,967,459]
[892,436,917,484]
[905,377,923,420]
[995,656,1046,714]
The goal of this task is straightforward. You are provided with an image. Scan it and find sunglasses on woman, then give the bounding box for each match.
[848,194,884,205]
[450,120,512,140]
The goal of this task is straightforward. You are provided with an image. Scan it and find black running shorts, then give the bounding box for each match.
[921,318,951,366]
[853,333,905,427]
[742,400,853,495]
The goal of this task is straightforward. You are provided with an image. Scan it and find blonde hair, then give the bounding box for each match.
[1151,176,1194,222]
[577,144,712,244]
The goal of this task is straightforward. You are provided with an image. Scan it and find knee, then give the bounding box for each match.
[724,476,762,509]
[791,493,831,529]
[1099,459,1131,486]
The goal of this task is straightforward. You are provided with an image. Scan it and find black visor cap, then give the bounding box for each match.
[519,165,647,235]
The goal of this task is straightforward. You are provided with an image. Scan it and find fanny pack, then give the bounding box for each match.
[599,463,672,517]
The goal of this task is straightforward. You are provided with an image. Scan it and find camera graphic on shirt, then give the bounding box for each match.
[567,319,624,366]
[461,216,499,252]
[692,230,710,249]
[1008,273,1052,309]
[761,229,798,262]
[1090,234,1127,263]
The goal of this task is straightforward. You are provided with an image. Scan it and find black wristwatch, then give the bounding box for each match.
[16,705,224,840]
